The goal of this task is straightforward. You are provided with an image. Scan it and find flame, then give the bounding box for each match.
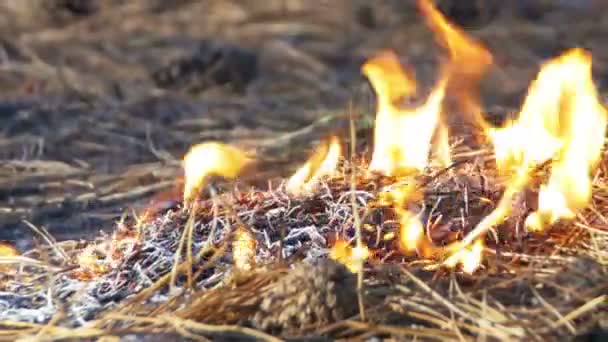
[418,0,492,132]
[489,49,607,232]
[433,120,452,168]
[286,136,341,194]
[398,210,425,254]
[330,240,370,273]
[233,227,257,271]
[0,242,18,257]
[443,239,484,274]
[183,142,250,202]
[364,51,448,175]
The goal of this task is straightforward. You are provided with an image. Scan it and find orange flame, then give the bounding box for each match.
[363,51,448,175]
[419,0,492,133]
[286,136,341,195]
[183,142,251,202]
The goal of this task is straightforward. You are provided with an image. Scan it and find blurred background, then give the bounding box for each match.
[1,0,607,249]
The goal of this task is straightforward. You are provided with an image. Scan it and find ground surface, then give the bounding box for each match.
[0,1,607,340]
[3,0,608,247]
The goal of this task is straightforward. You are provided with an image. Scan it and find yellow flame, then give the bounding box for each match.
[330,240,369,273]
[363,51,447,176]
[444,239,484,274]
[233,227,257,271]
[433,120,452,168]
[183,142,250,202]
[418,0,492,132]
[381,182,428,256]
[287,136,341,194]
[0,242,18,257]
[398,210,425,254]
[489,49,607,232]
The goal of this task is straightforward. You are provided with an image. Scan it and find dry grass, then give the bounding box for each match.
[0,135,606,340]
[1,1,608,341]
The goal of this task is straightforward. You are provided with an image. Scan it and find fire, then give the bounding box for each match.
[286,136,341,194]
[0,242,18,257]
[329,239,369,273]
[183,142,251,202]
[443,239,484,274]
[233,227,257,271]
[418,0,492,133]
[398,208,425,254]
[173,0,606,278]
[489,49,607,232]
[363,51,448,175]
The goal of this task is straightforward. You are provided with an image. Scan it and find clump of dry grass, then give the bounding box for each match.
[0,136,606,341]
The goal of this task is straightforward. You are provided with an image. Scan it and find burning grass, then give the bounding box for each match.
[1,1,608,340]
[0,145,606,340]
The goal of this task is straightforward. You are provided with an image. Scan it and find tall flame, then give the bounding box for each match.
[364,51,447,176]
[419,0,492,133]
[489,49,606,232]
[525,49,607,231]
[183,142,251,202]
[286,136,341,195]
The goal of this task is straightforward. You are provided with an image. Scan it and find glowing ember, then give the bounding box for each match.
[183,142,251,202]
[363,51,447,175]
[76,244,109,279]
[286,136,341,195]
[330,240,369,273]
[73,226,139,280]
[233,227,257,271]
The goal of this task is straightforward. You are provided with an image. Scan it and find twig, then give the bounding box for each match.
[349,104,366,322]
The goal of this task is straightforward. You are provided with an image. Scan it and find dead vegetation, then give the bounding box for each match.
[1,1,608,341]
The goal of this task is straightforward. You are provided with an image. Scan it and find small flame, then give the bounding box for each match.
[444,239,484,274]
[286,136,341,194]
[330,240,370,273]
[233,227,257,271]
[381,182,428,256]
[363,51,447,175]
[489,49,607,232]
[398,210,425,254]
[419,0,492,132]
[0,242,18,257]
[183,142,250,202]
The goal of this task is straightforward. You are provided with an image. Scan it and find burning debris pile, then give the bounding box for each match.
[1,1,607,340]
